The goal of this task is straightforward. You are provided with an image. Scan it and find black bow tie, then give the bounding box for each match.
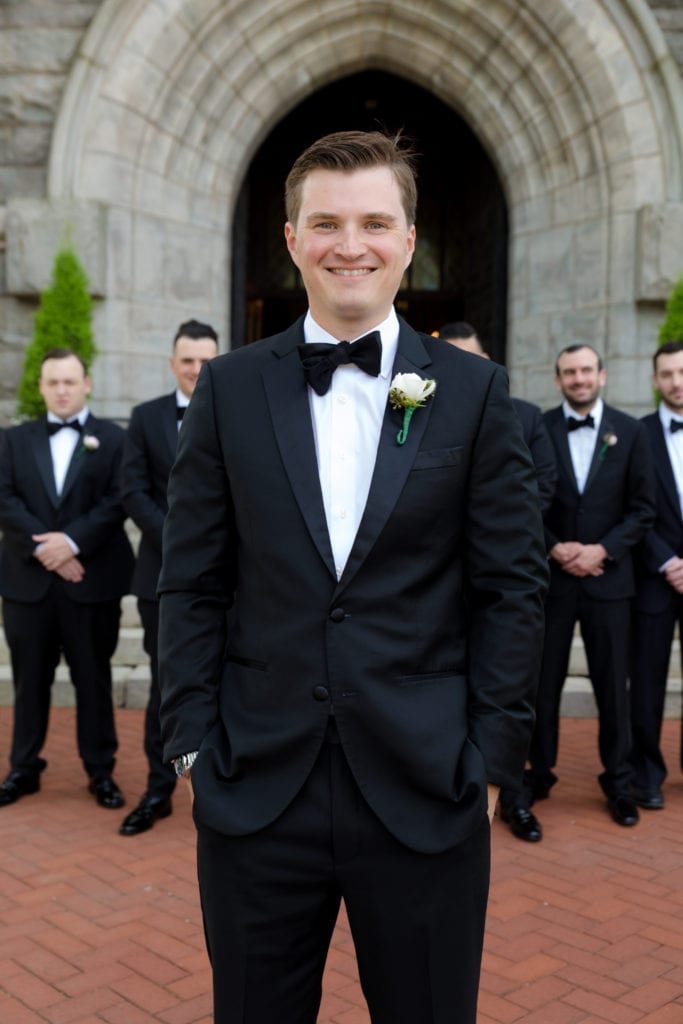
[176,406,186,422]
[670,419,683,434]
[566,414,595,432]
[47,419,82,436]
[298,332,382,396]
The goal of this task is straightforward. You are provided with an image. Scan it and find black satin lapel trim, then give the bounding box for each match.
[59,413,92,504]
[261,350,336,579]
[550,412,578,492]
[163,394,179,457]
[32,421,58,507]
[583,413,613,493]
[336,346,434,595]
[652,417,681,519]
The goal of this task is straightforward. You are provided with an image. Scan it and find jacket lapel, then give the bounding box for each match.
[59,413,93,504]
[650,414,681,519]
[583,406,613,493]
[336,320,434,594]
[261,321,337,579]
[162,393,180,459]
[548,408,578,492]
[31,418,59,507]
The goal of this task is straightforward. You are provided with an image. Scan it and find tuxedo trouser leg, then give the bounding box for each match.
[137,599,176,800]
[196,739,342,1024]
[578,597,633,797]
[629,603,674,791]
[528,587,579,784]
[336,760,490,1024]
[58,598,120,776]
[2,595,60,773]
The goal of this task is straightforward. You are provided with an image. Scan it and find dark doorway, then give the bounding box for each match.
[231,70,508,362]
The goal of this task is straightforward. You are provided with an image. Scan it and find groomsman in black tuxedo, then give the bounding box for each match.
[630,339,683,809]
[0,348,133,808]
[118,319,218,836]
[436,322,558,842]
[515,344,655,838]
[158,131,548,1023]
[436,322,557,514]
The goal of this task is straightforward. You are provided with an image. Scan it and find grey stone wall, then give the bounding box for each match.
[0,0,682,425]
[651,0,683,71]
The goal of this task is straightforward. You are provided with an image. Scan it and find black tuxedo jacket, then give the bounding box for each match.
[512,398,557,513]
[0,414,134,603]
[121,392,178,601]
[634,412,683,614]
[543,404,655,599]
[158,318,548,853]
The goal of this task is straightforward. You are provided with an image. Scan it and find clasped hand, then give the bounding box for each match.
[33,532,85,582]
[551,541,607,577]
[664,555,683,594]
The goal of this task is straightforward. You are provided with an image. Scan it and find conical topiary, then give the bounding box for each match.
[17,242,97,418]
[658,277,683,347]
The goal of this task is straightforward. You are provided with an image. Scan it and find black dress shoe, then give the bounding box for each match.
[631,786,664,810]
[608,794,639,826]
[88,775,125,809]
[0,770,40,807]
[119,795,172,836]
[500,805,543,842]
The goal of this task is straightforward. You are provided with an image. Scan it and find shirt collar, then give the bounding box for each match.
[175,388,190,408]
[659,402,683,431]
[303,308,399,381]
[562,396,603,427]
[46,406,89,426]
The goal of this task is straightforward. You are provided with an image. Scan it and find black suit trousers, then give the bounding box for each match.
[630,595,683,789]
[529,587,633,797]
[3,587,121,776]
[137,599,176,800]
[196,725,490,1024]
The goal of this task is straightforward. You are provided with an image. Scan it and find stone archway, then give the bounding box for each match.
[42,0,683,414]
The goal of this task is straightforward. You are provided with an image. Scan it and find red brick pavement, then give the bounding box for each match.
[1,708,682,1023]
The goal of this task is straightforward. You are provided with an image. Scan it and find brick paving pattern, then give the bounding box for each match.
[0,709,682,1023]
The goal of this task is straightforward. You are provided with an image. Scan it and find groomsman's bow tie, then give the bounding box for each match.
[176,406,186,421]
[566,414,595,432]
[47,419,82,436]
[298,332,382,396]
[670,418,683,433]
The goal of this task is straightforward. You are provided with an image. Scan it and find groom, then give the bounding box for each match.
[158,130,548,1023]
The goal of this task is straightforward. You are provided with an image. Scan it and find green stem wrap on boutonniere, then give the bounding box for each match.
[598,431,617,462]
[389,373,437,445]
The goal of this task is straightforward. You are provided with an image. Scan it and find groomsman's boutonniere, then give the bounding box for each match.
[389,373,437,445]
[81,434,100,453]
[598,432,617,462]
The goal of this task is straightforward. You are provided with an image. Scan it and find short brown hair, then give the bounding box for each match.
[285,130,418,228]
[40,348,88,375]
[653,339,683,370]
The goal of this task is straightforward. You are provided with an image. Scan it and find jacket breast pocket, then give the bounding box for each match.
[411,446,463,472]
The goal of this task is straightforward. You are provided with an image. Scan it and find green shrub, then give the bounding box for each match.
[17,243,97,418]
[658,277,683,346]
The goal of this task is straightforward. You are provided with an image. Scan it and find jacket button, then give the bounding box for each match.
[313,685,329,701]
[330,607,345,622]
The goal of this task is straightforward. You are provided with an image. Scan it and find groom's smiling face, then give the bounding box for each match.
[284,165,415,340]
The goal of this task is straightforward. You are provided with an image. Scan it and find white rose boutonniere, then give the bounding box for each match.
[598,432,617,462]
[81,434,100,452]
[389,372,437,445]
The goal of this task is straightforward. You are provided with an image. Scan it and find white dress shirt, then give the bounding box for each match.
[304,309,399,579]
[45,406,90,554]
[176,388,190,431]
[563,397,603,494]
[659,402,683,519]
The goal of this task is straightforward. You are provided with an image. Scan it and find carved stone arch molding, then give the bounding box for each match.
[37,0,683,413]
